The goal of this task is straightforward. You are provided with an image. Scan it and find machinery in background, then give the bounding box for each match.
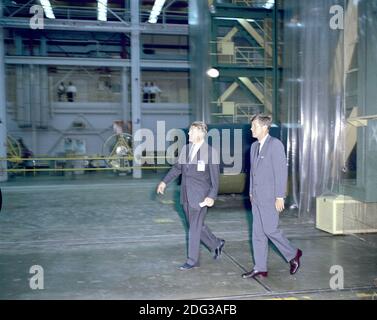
[6,135,34,170]
[102,120,133,173]
[6,135,21,169]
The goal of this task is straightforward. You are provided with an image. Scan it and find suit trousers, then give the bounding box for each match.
[252,203,297,272]
[183,203,220,266]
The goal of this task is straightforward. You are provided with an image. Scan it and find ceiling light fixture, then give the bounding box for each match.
[97,0,108,22]
[39,0,55,19]
[263,0,275,9]
[206,68,220,78]
[148,0,166,24]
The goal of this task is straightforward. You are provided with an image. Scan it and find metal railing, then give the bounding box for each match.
[229,0,284,8]
[254,77,273,101]
[252,19,273,43]
[211,40,273,66]
[234,103,265,122]
[234,46,272,66]
[212,102,265,123]
[140,10,188,25]
[2,155,175,174]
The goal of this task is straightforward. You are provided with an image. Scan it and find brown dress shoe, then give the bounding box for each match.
[289,249,302,274]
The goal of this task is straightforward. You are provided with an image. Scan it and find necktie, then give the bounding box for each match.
[257,143,260,157]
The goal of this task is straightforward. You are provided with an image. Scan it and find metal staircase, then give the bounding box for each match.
[209,0,282,123]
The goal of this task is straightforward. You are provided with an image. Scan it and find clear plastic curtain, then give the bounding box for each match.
[282,0,345,220]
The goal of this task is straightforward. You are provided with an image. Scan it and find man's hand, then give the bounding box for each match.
[275,198,285,213]
[249,194,253,202]
[203,197,215,207]
[157,181,166,195]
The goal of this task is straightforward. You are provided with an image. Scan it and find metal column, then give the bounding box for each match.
[189,0,211,123]
[30,65,39,153]
[23,65,32,126]
[15,34,22,55]
[272,1,279,122]
[131,0,141,178]
[16,66,24,124]
[40,65,49,128]
[121,67,130,123]
[31,65,41,127]
[40,37,49,128]
[0,4,7,181]
[40,36,47,56]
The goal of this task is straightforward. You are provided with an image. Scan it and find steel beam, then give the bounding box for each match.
[131,0,141,178]
[215,65,277,78]
[0,5,7,181]
[5,56,189,69]
[212,7,273,20]
[121,67,130,126]
[0,18,189,35]
[272,1,278,122]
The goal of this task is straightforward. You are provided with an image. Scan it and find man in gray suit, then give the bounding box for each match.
[242,114,302,279]
[157,121,225,270]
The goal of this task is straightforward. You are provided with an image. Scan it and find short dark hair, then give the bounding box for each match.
[250,114,273,129]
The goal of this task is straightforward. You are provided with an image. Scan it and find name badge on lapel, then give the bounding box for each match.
[197,160,205,172]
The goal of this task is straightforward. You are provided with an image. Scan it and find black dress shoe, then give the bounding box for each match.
[242,269,268,279]
[178,263,199,271]
[289,249,302,274]
[213,239,225,260]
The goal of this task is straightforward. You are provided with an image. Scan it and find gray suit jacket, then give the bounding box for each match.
[249,135,288,205]
[162,142,220,209]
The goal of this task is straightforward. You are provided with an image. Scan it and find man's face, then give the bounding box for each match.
[188,126,203,143]
[251,120,267,139]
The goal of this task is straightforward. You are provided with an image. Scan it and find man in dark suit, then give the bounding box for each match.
[242,114,302,279]
[157,121,225,270]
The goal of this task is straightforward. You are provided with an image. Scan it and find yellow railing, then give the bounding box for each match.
[1,156,175,173]
[211,102,265,123]
[5,167,171,173]
[234,46,272,66]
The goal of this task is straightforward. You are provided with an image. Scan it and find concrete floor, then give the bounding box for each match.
[0,173,376,300]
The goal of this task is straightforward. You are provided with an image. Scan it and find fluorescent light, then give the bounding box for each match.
[148,17,158,23]
[207,68,219,78]
[263,0,275,9]
[97,0,108,21]
[148,0,166,24]
[39,0,55,19]
[214,17,254,22]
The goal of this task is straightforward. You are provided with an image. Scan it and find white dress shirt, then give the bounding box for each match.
[189,140,204,162]
[258,133,269,154]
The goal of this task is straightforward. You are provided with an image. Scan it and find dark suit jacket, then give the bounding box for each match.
[162,142,220,209]
[249,135,288,205]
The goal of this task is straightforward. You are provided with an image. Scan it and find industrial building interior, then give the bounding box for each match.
[0,0,376,300]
